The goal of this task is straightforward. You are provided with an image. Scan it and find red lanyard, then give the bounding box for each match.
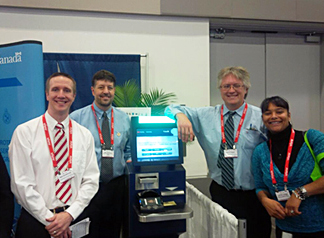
[91,104,114,146]
[42,114,73,170]
[269,128,295,186]
[220,103,248,144]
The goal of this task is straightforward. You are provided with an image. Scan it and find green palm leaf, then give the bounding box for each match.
[114,79,141,107]
[140,89,177,115]
[140,89,177,107]
[113,80,177,115]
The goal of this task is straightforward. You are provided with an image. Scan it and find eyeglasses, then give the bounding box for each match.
[219,84,245,90]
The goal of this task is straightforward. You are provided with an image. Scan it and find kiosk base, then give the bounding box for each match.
[124,164,192,238]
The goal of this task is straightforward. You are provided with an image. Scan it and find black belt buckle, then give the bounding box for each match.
[230,188,244,192]
[51,206,69,214]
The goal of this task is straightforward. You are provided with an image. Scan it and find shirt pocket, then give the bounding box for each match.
[72,150,86,175]
[243,129,262,150]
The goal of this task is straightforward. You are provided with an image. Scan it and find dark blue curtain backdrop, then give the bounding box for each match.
[43,53,141,112]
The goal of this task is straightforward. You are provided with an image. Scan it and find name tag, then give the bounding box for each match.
[275,190,291,201]
[224,149,238,158]
[102,149,114,158]
[57,170,75,183]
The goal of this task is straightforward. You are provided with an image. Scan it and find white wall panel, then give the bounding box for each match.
[266,34,321,131]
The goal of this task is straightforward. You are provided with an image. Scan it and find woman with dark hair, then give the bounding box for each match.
[252,96,324,238]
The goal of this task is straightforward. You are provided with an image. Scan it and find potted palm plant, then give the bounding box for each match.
[113,79,177,116]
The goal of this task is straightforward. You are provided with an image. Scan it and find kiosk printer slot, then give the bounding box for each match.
[124,116,193,237]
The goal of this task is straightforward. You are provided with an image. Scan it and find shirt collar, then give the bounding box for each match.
[92,102,113,120]
[45,111,70,131]
[223,101,246,117]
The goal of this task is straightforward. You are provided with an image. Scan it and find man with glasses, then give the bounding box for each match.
[165,66,271,238]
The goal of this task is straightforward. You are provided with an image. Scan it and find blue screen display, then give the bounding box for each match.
[136,128,179,163]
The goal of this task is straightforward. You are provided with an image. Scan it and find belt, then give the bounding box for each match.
[213,180,254,192]
[50,206,69,214]
[229,188,253,192]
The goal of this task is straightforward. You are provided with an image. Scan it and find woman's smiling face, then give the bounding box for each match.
[262,102,291,134]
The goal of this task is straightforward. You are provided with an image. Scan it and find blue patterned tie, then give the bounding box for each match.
[218,111,235,190]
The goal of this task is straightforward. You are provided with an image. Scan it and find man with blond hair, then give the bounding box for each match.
[165,66,271,238]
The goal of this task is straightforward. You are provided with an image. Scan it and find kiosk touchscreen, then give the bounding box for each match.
[125,116,192,238]
[131,116,183,167]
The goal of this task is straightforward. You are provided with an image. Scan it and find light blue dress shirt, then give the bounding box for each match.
[165,102,266,190]
[70,104,131,179]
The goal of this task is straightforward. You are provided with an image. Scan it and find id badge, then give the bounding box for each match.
[57,170,75,183]
[102,149,114,158]
[275,190,291,201]
[102,144,114,158]
[224,149,238,158]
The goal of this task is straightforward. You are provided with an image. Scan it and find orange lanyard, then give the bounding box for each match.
[220,103,248,144]
[269,128,295,187]
[91,104,114,146]
[42,114,73,170]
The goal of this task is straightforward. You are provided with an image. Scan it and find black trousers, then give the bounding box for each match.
[15,208,51,238]
[83,175,126,238]
[209,180,271,238]
[15,208,83,238]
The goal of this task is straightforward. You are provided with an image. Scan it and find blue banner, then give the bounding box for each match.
[0,40,45,229]
[43,53,141,112]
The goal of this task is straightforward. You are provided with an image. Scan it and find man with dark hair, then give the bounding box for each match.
[9,72,99,238]
[70,69,131,238]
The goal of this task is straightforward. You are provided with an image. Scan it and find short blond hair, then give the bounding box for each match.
[217,66,251,89]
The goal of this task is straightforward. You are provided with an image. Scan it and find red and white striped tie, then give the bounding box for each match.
[54,123,72,204]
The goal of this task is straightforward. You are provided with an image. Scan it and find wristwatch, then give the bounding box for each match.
[295,186,309,200]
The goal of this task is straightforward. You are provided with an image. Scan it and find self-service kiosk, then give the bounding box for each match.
[124,116,193,238]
